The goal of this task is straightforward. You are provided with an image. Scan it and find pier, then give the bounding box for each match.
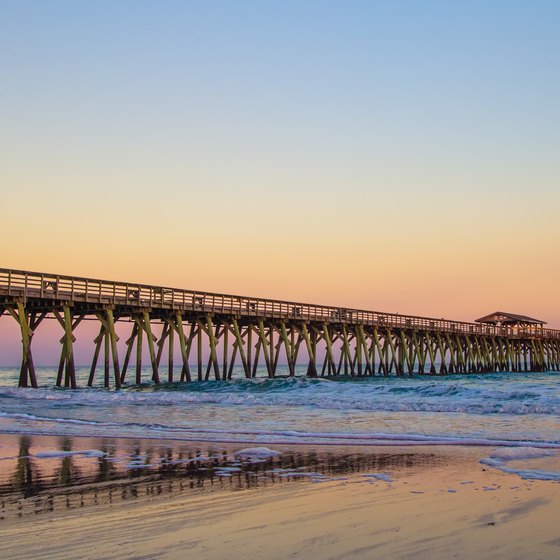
[1,268,559,388]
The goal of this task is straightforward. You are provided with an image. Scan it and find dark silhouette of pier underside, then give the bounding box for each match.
[1,268,559,388]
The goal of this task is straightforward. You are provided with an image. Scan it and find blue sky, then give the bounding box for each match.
[1,0,559,365]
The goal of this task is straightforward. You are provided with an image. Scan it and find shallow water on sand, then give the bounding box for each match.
[0,433,452,519]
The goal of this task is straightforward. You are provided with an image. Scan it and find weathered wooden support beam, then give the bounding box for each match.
[365,330,376,376]
[197,325,203,381]
[17,310,45,388]
[176,314,192,383]
[433,333,447,374]
[56,343,65,387]
[227,341,238,379]
[340,326,353,376]
[206,316,220,380]
[232,319,250,379]
[88,325,104,387]
[444,334,457,374]
[63,306,77,389]
[135,318,143,384]
[311,327,318,377]
[396,333,405,375]
[454,334,466,373]
[90,309,121,389]
[272,328,283,376]
[269,328,277,376]
[385,329,400,375]
[354,326,363,376]
[489,337,498,371]
[537,339,546,371]
[279,321,295,376]
[142,311,160,384]
[516,340,522,372]
[411,330,425,373]
[336,340,344,375]
[406,334,416,374]
[547,341,553,371]
[371,328,387,376]
[251,336,262,378]
[550,340,560,371]
[474,336,486,372]
[8,304,36,388]
[464,335,475,372]
[199,319,221,381]
[478,336,487,371]
[258,320,273,378]
[301,323,317,378]
[399,331,414,374]
[106,309,121,389]
[323,323,336,376]
[222,324,228,379]
[121,323,138,383]
[247,327,253,376]
[167,320,174,382]
[424,332,437,374]
[320,348,329,377]
[104,325,110,387]
[52,307,83,388]
[156,322,170,368]
[357,325,371,376]
[293,332,303,371]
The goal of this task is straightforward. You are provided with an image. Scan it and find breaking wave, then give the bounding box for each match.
[1,369,559,447]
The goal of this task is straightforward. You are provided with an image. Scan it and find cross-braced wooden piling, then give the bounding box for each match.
[1,268,559,388]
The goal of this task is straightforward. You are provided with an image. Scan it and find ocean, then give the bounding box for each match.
[1,367,560,481]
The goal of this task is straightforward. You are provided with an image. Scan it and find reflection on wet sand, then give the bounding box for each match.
[1,435,449,520]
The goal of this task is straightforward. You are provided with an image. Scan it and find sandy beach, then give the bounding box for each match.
[1,434,559,560]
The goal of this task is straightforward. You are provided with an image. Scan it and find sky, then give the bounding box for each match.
[1,1,559,363]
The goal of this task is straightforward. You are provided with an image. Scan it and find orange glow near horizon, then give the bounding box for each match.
[2,197,559,330]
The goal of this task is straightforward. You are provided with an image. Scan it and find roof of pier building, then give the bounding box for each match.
[475,311,546,326]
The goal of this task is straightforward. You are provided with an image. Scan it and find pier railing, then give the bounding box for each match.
[1,268,559,340]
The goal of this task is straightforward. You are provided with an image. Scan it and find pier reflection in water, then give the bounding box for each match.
[1,435,449,520]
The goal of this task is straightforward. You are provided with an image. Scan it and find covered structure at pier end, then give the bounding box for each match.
[475,311,546,329]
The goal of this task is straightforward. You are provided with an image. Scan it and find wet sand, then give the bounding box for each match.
[1,434,560,559]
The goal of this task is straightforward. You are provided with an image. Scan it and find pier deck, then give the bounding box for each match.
[1,268,559,388]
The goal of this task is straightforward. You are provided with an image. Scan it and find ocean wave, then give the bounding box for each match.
[1,410,560,449]
[0,376,559,415]
[1,372,559,447]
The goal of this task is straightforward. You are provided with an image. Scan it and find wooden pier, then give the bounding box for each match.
[1,268,559,388]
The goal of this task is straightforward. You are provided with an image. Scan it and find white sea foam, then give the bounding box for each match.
[34,450,105,459]
[234,447,282,458]
[481,447,560,481]
[488,447,557,461]
[279,472,325,478]
[361,473,392,482]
